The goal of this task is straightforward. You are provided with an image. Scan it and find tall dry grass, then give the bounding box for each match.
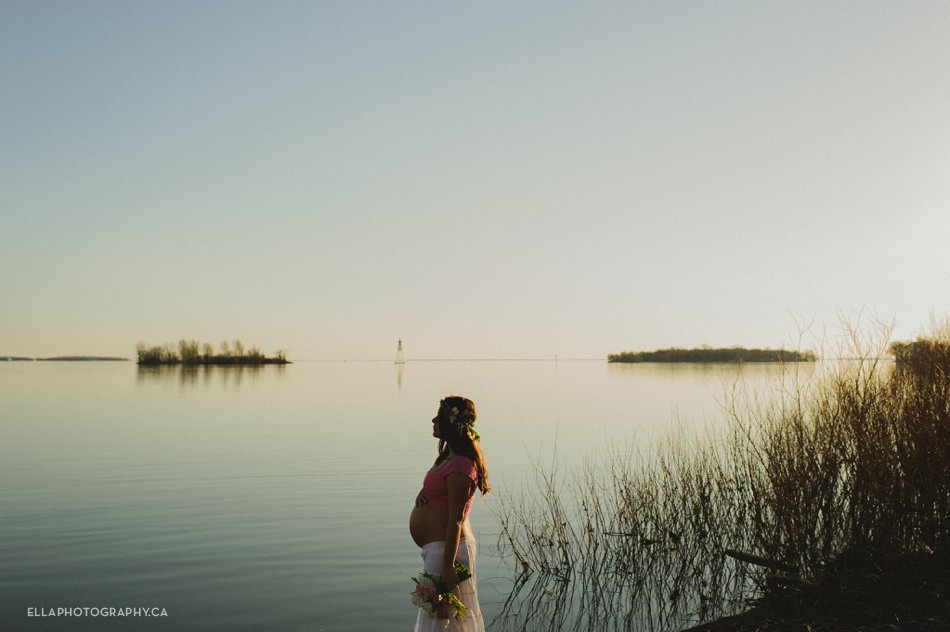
[494,324,950,631]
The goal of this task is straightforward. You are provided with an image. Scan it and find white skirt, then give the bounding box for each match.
[412,538,485,632]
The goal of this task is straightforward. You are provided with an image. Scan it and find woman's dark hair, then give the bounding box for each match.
[434,395,490,495]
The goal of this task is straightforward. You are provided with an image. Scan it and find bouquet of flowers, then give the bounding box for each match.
[410,562,472,627]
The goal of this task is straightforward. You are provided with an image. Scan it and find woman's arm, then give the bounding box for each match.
[414,489,428,507]
[441,472,475,591]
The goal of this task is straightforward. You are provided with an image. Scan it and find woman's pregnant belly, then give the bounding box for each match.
[409,504,475,548]
[410,504,448,548]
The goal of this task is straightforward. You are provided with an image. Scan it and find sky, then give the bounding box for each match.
[2,1,949,360]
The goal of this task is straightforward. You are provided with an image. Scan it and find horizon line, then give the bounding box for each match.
[317,357,605,362]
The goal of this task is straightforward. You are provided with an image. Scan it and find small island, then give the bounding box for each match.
[608,346,817,363]
[136,340,290,366]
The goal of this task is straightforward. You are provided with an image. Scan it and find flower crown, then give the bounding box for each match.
[440,401,480,442]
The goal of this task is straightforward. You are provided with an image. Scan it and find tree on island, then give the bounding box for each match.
[136,339,290,366]
[608,346,817,363]
[890,336,950,363]
[889,336,950,377]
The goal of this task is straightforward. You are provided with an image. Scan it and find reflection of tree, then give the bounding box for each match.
[135,363,285,387]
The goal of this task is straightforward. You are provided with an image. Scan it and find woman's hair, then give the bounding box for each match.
[434,395,490,495]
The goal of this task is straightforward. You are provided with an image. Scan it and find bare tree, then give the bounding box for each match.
[179,339,200,364]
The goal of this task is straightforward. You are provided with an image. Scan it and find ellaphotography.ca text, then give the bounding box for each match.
[27,607,168,618]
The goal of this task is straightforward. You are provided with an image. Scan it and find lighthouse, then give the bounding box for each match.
[395,340,406,364]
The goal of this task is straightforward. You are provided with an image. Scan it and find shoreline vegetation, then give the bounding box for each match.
[498,325,949,632]
[136,340,290,366]
[1,356,129,361]
[608,346,817,363]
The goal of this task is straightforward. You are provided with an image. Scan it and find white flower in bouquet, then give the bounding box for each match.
[409,563,473,625]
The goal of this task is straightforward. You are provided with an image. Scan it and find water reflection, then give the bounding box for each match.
[491,361,845,632]
[606,359,817,382]
[4,359,807,631]
[492,553,749,632]
[493,572,674,632]
[135,364,286,388]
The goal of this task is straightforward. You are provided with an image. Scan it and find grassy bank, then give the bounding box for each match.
[495,324,950,631]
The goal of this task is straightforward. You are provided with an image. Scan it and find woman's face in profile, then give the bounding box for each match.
[431,414,441,438]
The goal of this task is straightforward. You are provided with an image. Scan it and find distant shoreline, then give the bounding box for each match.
[0,356,130,362]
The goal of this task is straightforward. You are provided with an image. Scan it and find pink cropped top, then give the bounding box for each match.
[423,455,479,517]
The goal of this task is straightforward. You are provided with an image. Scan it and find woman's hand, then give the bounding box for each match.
[414,489,428,507]
[440,564,459,593]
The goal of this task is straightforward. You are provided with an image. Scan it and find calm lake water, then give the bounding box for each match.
[0,359,800,631]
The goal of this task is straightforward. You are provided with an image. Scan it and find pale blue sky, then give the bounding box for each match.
[2,2,948,359]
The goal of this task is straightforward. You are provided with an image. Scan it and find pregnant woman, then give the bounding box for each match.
[409,396,490,631]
